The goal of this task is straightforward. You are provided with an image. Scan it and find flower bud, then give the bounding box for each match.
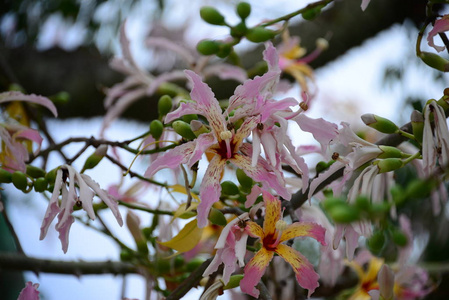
[224,274,244,290]
[322,197,346,211]
[411,110,424,143]
[45,168,58,184]
[0,169,12,183]
[26,165,46,178]
[182,114,198,123]
[375,158,403,173]
[236,2,251,20]
[172,120,197,140]
[391,229,408,247]
[185,257,206,272]
[419,51,449,72]
[12,171,28,190]
[329,205,360,223]
[315,161,328,174]
[377,146,402,159]
[221,180,239,196]
[246,27,276,43]
[367,230,386,255]
[302,5,324,20]
[405,179,433,199]
[81,145,108,173]
[355,195,370,211]
[236,168,253,191]
[191,120,210,137]
[208,207,227,226]
[34,177,48,193]
[216,44,233,58]
[200,6,226,25]
[197,40,221,56]
[150,119,164,140]
[230,22,248,38]
[158,95,173,116]
[361,114,398,134]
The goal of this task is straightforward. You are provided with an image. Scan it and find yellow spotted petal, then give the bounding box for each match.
[240,247,274,298]
[245,221,264,239]
[280,222,326,245]
[262,191,282,236]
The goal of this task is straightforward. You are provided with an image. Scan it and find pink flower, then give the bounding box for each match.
[361,0,371,11]
[145,70,290,228]
[427,15,449,53]
[17,282,40,300]
[40,165,123,253]
[240,191,326,298]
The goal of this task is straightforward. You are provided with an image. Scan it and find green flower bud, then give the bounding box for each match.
[208,207,227,226]
[12,171,28,190]
[302,6,322,20]
[158,95,173,116]
[246,27,276,43]
[216,44,233,58]
[221,180,240,196]
[355,195,370,211]
[390,185,405,205]
[182,114,198,123]
[224,274,244,290]
[230,22,248,38]
[315,161,328,174]
[419,51,449,72]
[150,119,164,140]
[50,91,70,104]
[172,120,197,140]
[26,165,46,178]
[120,249,134,262]
[45,168,58,184]
[236,2,251,20]
[367,230,386,254]
[191,120,210,137]
[81,145,108,173]
[197,40,221,56]
[391,229,408,247]
[0,169,12,183]
[377,146,402,159]
[361,114,399,134]
[411,110,424,143]
[375,158,404,173]
[34,177,48,193]
[405,179,433,199]
[200,6,226,25]
[329,205,359,223]
[322,197,346,211]
[236,168,253,191]
[186,257,205,272]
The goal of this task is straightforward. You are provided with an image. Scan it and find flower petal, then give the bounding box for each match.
[245,221,264,239]
[0,91,58,117]
[275,243,320,298]
[197,155,226,228]
[280,222,326,245]
[261,191,281,236]
[17,282,40,300]
[240,247,274,298]
[427,15,449,52]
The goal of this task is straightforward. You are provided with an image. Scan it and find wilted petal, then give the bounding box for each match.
[40,168,64,240]
[275,244,320,298]
[0,91,58,117]
[144,141,196,178]
[427,15,449,52]
[17,281,40,300]
[240,247,274,298]
[280,222,326,245]
[197,156,226,228]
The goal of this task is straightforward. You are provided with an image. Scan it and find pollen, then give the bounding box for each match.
[220,130,232,140]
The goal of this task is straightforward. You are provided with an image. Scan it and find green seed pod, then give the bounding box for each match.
[208,207,227,226]
[419,51,449,72]
[50,91,70,104]
[221,180,240,196]
[158,95,173,116]
[377,146,402,159]
[329,205,359,223]
[216,44,233,58]
[246,27,276,43]
[0,169,13,183]
[26,165,46,178]
[367,230,386,255]
[81,145,108,173]
[197,40,221,56]
[236,2,251,20]
[34,177,48,193]
[12,171,28,190]
[315,161,328,174]
[391,229,408,247]
[45,168,58,184]
[361,114,399,134]
[376,158,404,173]
[355,195,370,211]
[172,120,197,140]
[405,179,433,199]
[322,197,346,211]
[411,110,424,143]
[236,168,253,191]
[200,6,226,25]
[224,274,244,290]
[230,22,247,38]
[182,114,198,123]
[186,257,206,272]
[302,7,321,20]
[150,119,164,140]
[191,120,210,137]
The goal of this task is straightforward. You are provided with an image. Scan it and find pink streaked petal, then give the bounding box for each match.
[165,101,202,124]
[427,15,449,52]
[344,225,360,261]
[40,168,64,240]
[240,247,274,298]
[184,70,226,136]
[147,70,186,95]
[231,152,290,200]
[295,114,338,154]
[17,282,40,300]
[56,208,75,253]
[251,131,262,167]
[197,156,226,228]
[260,98,297,123]
[275,243,320,298]
[188,132,216,167]
[119,21,138,68]
[245,221,264,239]
[215,213,249,249]
[378,264,395,300]
[280,222,326,245]
[263,42,281,72]
[235,231,249,267]
[308,161,345,200]
[144,141,196,178]
[233,116,258,149]
[261,191,281,236]
[203,64,248,83]
[146,37,195,65]
[0,91,58,117]
[245,185,263,208]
